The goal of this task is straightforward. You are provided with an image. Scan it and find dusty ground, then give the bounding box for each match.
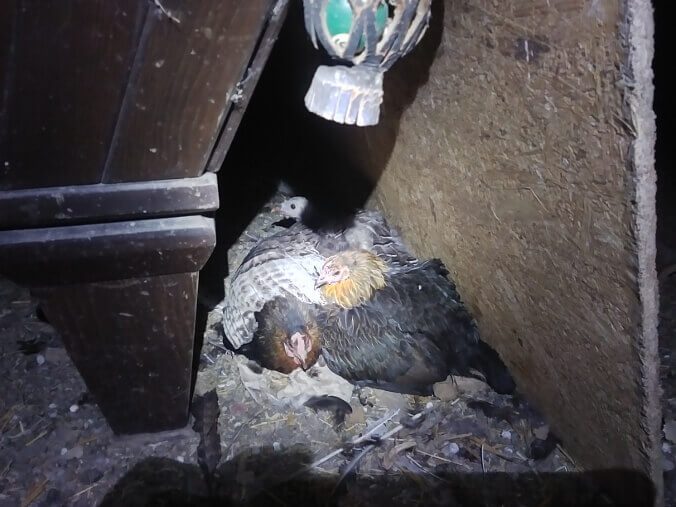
[659,267,676,504]
[0,195,671,506]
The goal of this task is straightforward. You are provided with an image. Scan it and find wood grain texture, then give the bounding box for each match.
[206,0,290,173]
[0,0,18,168]
[35,272,198,434]
[104,0,274,182]
[356,0,659,493]
[0,0,147,190]
[0,172,219,230]
[0,216,216,285]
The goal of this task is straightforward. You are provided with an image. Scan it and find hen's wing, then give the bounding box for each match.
[379,259,515,394]
[300,208,415,268]
[317,303,450,395]
[377,259,481,353]
[342,211,416,268]
[317,259,483,394]
[222,225,325,349]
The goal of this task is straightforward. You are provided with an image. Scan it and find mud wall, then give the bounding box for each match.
[355,0,660,496]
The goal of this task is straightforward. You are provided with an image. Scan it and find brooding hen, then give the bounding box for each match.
[314,250,516,395]
[221,197,414,351]
[242,296,321,374]
[277,196,416,269]
[221,223,325,350]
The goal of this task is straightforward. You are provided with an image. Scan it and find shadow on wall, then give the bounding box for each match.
[280,0,446,215]
[99,453,655,507]
[198,0,445,304]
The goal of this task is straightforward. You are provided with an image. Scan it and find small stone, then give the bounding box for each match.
[454,377,489,394]
[69,404,79,413]
[433,380,458,401]
[663,442,672,454]
[273,442,281,451]
[446,442,460,455]
[501,430,512,440]
[503,446,514,454]
[664,458,675,472]
[425,402,433,410]
[533,425,549,440]
[368,389,408,411]
[36,354,45,365]
[177,456,185,463]
[65,445,83,459]
[48,403,57,409]
[60,448,67,456]
[664,420,676,444]
[345,404,365,426]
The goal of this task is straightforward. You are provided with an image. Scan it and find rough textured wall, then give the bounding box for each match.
[360,0,660,494]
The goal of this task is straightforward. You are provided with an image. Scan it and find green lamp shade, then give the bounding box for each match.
[325,0,387,50]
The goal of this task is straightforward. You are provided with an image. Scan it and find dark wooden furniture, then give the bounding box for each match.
[0,0,288,434]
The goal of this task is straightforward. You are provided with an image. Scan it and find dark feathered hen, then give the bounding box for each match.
[221,197,414,350]
[243,297,321,374]
[314,250,516,395]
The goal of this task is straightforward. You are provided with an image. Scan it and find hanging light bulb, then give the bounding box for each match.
[302,0,432,126]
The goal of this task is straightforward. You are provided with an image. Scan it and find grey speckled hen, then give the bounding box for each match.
[220,197,414,351]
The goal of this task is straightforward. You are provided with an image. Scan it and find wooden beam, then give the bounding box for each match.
[0,216,215,285]
[206,0,290,172]
[34,272,198,434]
[103,0,275,182]
[0,172,219,230]
[0,0,147,190]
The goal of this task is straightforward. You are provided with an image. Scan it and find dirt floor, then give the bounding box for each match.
[0,195,671,506]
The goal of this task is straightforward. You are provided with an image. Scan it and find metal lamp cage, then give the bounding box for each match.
[302,0,432,126]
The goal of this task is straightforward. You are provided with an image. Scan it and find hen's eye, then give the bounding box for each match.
[290,204,296,209]
[332,270,340,276]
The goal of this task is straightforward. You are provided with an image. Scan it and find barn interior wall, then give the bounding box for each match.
[211,0,661,497]
[365,0,662,491]
[344,0,660,493]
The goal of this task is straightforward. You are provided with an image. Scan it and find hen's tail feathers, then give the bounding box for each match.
[468,340,516,395]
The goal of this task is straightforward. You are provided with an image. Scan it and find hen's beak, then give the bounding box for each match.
[314,278,327,290]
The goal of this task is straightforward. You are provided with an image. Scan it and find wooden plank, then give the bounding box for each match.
[0,0,18,173]
[0,172,219,230]
[104,0,274,183]
[34,272,198,434]
[0,216,216,285]
[0,0,147,190]
[206,0,290,173]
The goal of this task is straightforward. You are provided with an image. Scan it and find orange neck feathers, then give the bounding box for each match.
[320,250,387,309]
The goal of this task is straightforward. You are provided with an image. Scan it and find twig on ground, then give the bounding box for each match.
[69,483,99,500]
[290,409,402,478]
[413,449,472,470]
[24,430,48,447]
[21,479,48,507]
[152,0,180,23]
